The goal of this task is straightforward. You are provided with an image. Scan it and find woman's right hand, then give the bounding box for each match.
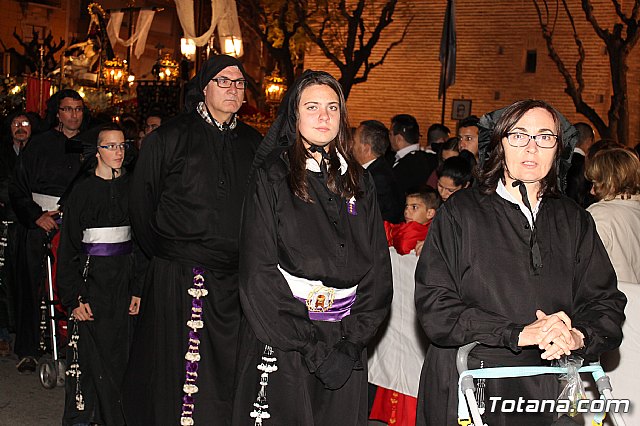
[518,310,575,359]
[72,302,94,321]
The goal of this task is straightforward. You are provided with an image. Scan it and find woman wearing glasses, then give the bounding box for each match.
[414,100,626,425]
[57,123,143,426]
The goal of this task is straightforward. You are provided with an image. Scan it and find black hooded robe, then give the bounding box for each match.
[122,110,261,425]
[57,172,142,426]
[9,129,81,359]
[231,148,393,425]
[414,188,626,426]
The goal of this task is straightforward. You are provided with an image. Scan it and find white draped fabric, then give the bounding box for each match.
[106,10,156,59]
[367,248,427,397]
[174,0,219,46]
[174,0,243,54]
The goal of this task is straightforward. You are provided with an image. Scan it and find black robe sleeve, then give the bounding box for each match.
[57,183,87,311]
[415,202,524,351]
[239,166,392,373]
[129,130,164,258]
[9,148,44,228]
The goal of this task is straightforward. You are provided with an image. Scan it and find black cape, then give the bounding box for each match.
[232,149,393,425]
[414,188,626,426]
[57,172,142,426]
[123,110,261,425]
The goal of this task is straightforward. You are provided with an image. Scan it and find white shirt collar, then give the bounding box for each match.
[573,147,586,157]
[305,151,348,175]
[394,144,419,162]
[419,145,437,154]
[361,158,376,169]
[496,179,540,227]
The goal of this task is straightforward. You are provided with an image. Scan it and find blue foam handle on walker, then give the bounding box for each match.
[457,365,607,424]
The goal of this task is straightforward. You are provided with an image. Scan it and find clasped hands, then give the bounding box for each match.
[518,310,585,360]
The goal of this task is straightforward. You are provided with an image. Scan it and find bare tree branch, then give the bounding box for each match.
[582,0,610,41]
[354,16,412,85]
[533,0,608,135]
[611,0,632,26]
[296,0,406,97]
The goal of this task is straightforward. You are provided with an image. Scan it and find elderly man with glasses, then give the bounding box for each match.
[9,90,87,372]
[123,55,262,426]
[0,111,40,358]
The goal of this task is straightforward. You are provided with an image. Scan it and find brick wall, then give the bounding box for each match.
[304,0,639,146]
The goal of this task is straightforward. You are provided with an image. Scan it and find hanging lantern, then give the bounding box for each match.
[157,54,179,81]
[263,65,286,105]
[181,38,196,61]
[103,57,127,88]
[220,35,243,58]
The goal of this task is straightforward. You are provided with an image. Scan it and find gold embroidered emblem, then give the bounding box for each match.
[306,285,335,312]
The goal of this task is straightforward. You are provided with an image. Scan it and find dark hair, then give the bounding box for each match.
[437,156,473,187]
[288,72,361,202]
[44,89,89,131]
[427,123,450,144]
[435,136,460,167]
[119,115,140,145]
[407,186,441,210]
[145,105,165,121]
[477,99,563,198]
[96,123,124,145]
[359,120,390,157]
[458,115,479,130]
[574,122,594,148]
[587,139,623,159]
[391,114,420,145]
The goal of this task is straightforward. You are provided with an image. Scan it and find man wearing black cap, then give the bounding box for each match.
[9,90,86,372]
[124,55,262,425]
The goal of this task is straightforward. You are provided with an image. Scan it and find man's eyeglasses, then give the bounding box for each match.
[211,78,247,89]
[11,121,30,128]
[98,142,130,151]
[59,106,84,113]
[506,132,558,149]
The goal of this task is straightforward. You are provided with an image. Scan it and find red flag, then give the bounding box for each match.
[26,76,52,117]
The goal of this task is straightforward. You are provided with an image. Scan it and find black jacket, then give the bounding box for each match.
[368,157,405,223]
[393,148,437,195]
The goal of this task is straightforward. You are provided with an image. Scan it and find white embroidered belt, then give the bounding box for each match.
[278,265,357,322]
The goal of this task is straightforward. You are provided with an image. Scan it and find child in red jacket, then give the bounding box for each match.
[372,188,440,425]
[384,187,440,256]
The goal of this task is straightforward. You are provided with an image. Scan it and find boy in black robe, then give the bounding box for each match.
[57,124,142,425]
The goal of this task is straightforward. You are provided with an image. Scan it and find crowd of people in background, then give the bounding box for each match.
[0,54,637,426]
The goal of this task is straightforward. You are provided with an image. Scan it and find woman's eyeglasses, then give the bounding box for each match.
[506,132,558,149]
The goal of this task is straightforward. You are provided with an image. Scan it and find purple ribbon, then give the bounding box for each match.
[81,241,133,256]
[295,292,357,322]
